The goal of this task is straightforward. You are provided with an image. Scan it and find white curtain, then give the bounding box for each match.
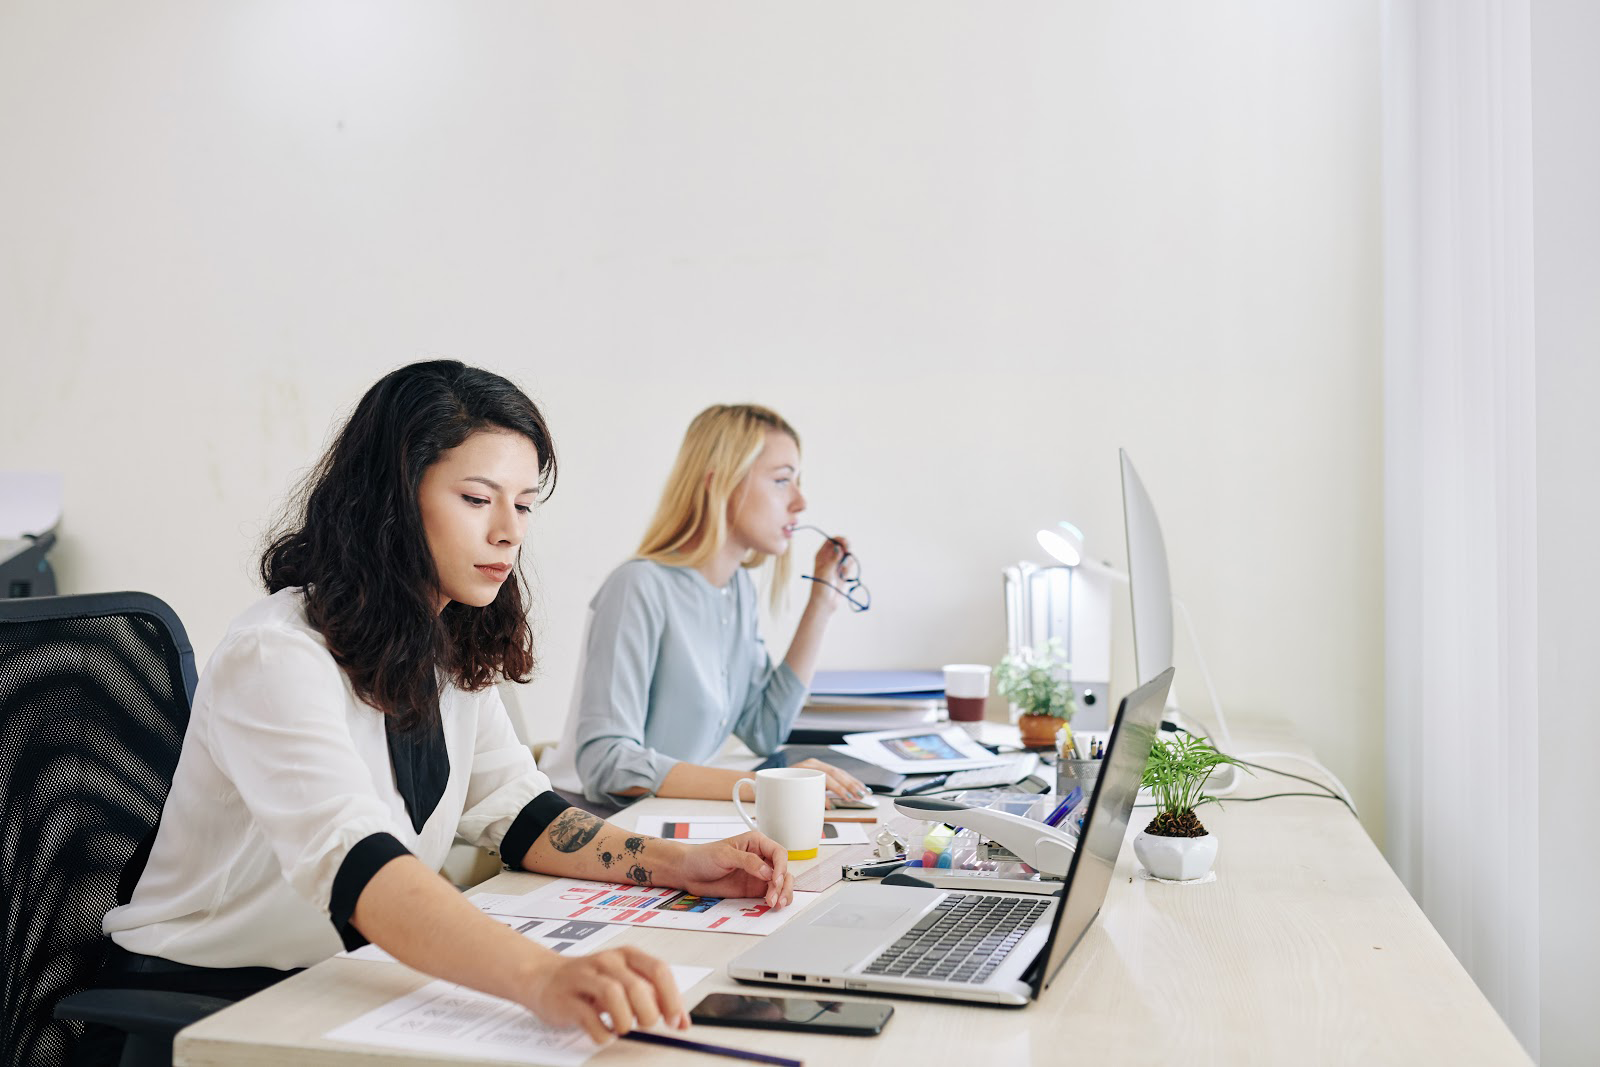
[1383,0,1540,1056]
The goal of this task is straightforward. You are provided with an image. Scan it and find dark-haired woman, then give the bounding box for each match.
[100,361,792,1046]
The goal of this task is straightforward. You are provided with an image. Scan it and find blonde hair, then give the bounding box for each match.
[637,404,801,604]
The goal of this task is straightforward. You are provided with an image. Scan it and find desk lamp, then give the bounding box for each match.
[1036,521,1129,584]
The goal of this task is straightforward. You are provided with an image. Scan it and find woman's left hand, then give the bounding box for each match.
[673,831,794,908]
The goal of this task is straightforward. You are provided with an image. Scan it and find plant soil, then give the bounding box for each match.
[1144,809,1208,838]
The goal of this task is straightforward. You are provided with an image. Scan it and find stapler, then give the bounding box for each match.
[885,796,1078,895]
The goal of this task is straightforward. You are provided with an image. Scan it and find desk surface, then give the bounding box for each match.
[175,740,1529,1066]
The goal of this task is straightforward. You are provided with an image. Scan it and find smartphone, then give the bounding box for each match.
[689,992,893,1036]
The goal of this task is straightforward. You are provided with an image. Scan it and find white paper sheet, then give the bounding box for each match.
[487,879,818,935]
[831,725,1009,773]
[630,813,870,846]
[338,913,624,963]
[326,965,711,1066]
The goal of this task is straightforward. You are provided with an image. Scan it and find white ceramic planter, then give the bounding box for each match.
[1133,830,1218,881]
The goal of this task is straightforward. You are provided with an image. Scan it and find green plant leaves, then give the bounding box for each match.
[994,638,1076,720]
[1139,735,1247,819]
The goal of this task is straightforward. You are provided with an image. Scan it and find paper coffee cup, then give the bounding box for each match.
[943,663,991,723]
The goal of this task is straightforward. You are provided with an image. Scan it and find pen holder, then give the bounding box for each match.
[1055,759,1101,799]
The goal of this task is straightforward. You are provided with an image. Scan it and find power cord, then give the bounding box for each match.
[1135,792,1352,810]
[1165,723,1360,820]
[1230,753,1358,817]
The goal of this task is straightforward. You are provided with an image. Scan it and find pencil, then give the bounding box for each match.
[824,815,878,823]
[620,1029,803,1066]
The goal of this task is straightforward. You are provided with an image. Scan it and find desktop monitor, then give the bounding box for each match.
[1119,449,1174,687]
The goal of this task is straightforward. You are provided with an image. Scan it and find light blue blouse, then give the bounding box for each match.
[547,559,807,804]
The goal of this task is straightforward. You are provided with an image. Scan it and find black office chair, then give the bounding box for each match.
[0,593,226,1067]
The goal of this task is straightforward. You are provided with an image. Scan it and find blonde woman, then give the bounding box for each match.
[548,405,868,806]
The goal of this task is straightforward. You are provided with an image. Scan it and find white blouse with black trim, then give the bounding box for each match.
[103,587,568,971]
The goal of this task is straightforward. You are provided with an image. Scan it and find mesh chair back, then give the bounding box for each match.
[0,594,196,1067]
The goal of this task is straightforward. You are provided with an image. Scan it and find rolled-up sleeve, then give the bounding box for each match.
[199,630,411,923]
[570,567,680,803]
[732,644,807,756]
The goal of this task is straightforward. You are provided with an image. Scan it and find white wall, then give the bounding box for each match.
[1532,2,1600,1062]
[0,3,1383,832]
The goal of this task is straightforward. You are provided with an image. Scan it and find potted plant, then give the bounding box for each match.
[994,638,1076,749]
[1133,734,1246,880]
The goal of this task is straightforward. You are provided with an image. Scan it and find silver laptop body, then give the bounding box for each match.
[728,668,1173,1006]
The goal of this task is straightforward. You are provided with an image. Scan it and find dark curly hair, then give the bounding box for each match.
[260,360,557,731]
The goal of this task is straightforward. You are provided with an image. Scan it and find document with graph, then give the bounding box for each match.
[473,878,818,936]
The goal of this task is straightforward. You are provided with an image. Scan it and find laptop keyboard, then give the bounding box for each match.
[862,893,1052,984]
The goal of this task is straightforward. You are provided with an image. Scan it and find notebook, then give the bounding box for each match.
[728,668,1172,1006]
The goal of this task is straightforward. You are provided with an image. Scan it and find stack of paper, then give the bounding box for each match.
[795,669,947,733]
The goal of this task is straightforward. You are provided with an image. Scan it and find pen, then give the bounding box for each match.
[900,774,950,796]
[621,1029,803,1067]
[1043,786,1083,828]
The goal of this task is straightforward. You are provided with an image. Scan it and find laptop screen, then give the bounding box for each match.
[1031,667,1172,995]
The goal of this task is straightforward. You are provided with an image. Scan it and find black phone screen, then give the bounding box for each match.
[689,992,893,1036]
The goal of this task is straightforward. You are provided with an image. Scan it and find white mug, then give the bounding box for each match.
[731,767,826,860]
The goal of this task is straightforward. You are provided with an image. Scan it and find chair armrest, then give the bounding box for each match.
[55,988,231,1037]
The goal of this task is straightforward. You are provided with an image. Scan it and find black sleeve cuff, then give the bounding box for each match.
[499,790,577,871]
[329,832,413,951]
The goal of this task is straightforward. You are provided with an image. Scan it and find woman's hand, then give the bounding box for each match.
[670,830,794,907]
[807,534,851,610]
[515,945,688,1045]
[790,757,871,806]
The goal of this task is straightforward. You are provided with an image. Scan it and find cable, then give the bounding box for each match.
[1134,793,1352,809]
[1230,751,1358,817]
[1163,720,1359,818]
[1229,762,1356,818]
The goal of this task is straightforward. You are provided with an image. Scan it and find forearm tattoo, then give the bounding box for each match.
[607,835,653,885]
[545,809,604,853]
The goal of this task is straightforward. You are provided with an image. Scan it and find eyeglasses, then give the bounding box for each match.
[793,524,871,613]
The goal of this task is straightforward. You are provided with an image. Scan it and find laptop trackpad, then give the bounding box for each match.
[813,902,911,929]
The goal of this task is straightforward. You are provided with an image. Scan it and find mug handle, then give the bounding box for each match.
[732,777,758,832]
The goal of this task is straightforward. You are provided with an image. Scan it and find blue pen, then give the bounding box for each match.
[901,774,950,796]
[1043,787,1083,828]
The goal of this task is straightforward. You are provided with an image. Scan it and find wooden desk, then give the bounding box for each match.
[175,743,1529,1066]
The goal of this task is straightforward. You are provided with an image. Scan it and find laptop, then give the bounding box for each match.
[728,668,1172,1007]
